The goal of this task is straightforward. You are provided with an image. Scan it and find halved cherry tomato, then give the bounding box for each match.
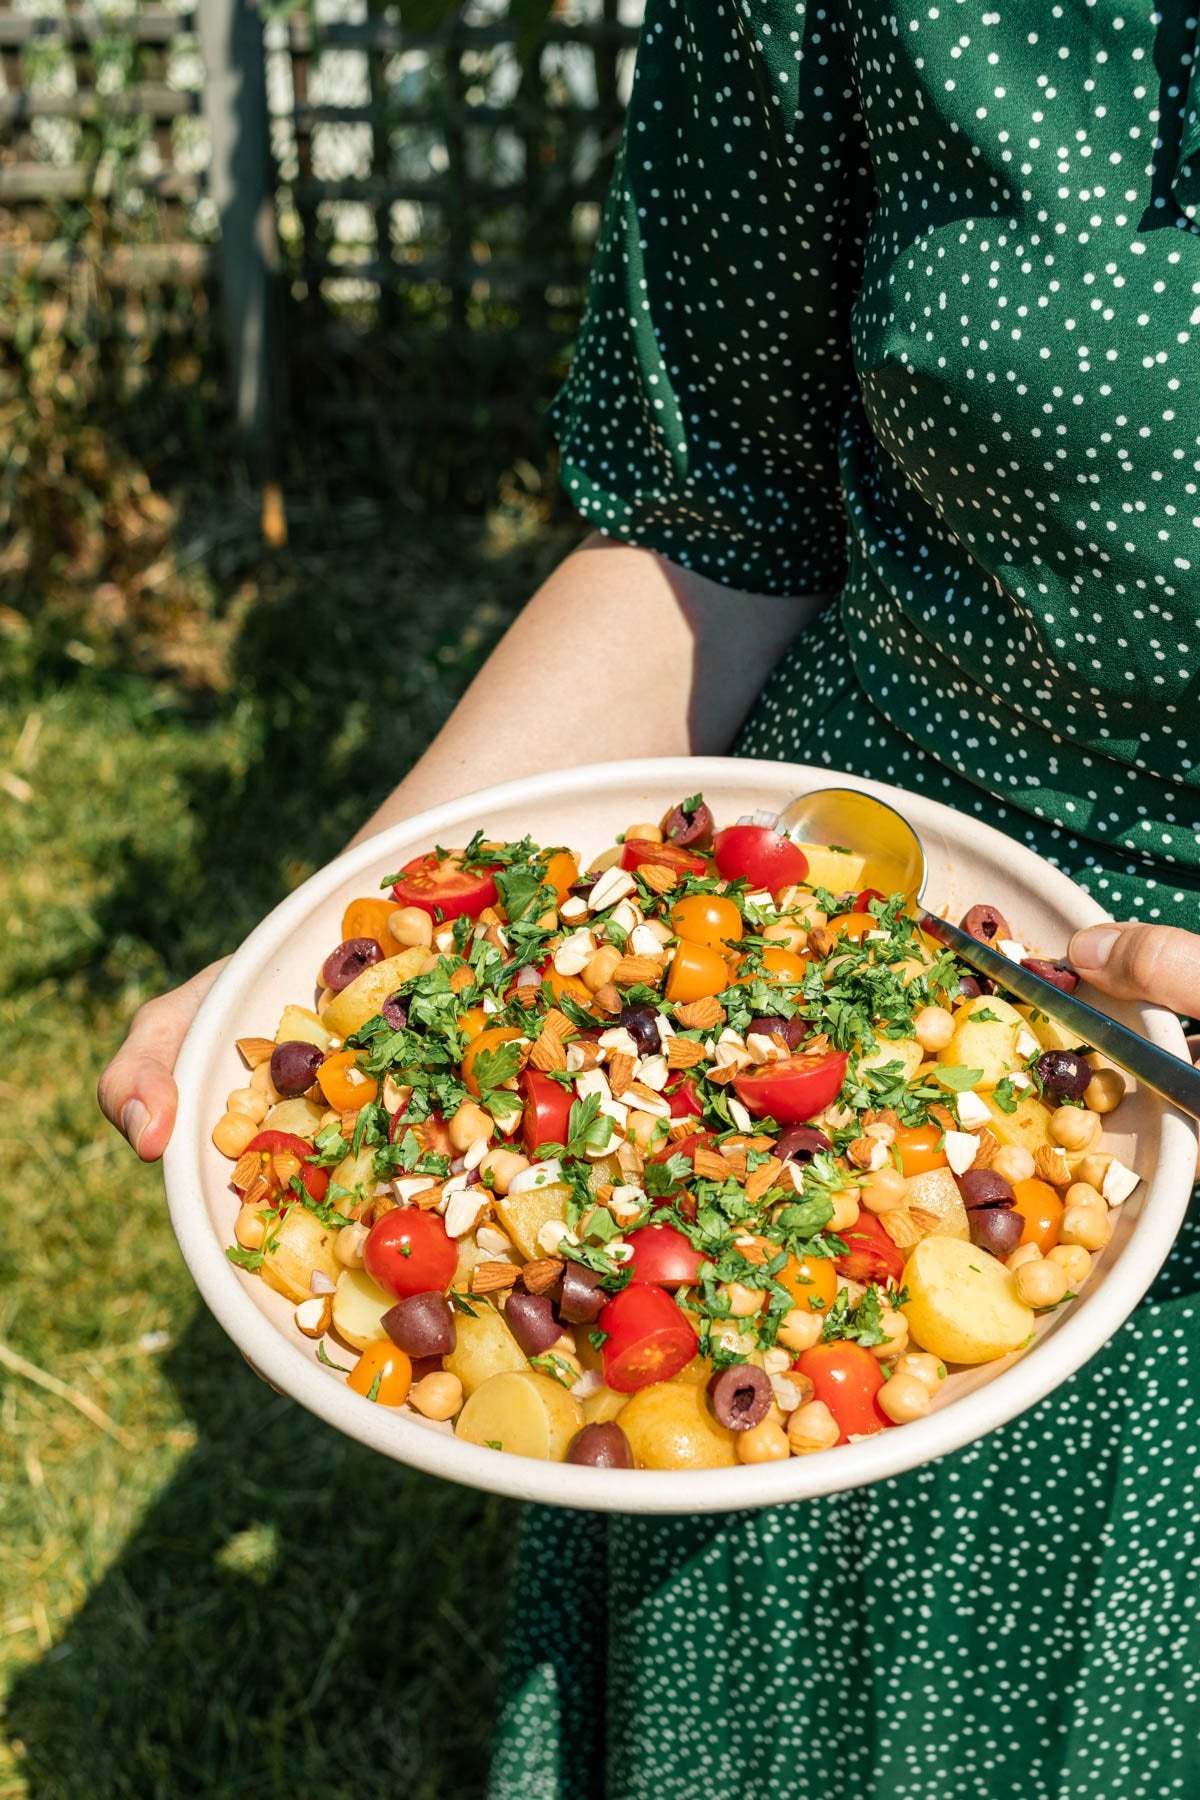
[669,893,743,951]
[1012,1177,1064,1253]
[732,1049,849,1124]
[651,1129,714,1168]
[347,1339,413,1406]
[826,911,878,943]
[341,896,400,955]
[665,940,729,1004]
[388,1104,453,1160]
[624,1223,707,1289]
[833,1211,905,1286]
[620,839,707,878]
[543,964,594,1008]
[666,1077,703,1121]
[712,824,809,894]
[364,1208,457,1299]
[599,1282,699,1392]
[391,850,499,921]
[520,1068,573,1158]
[793,1342,891,1443]
[317,1050,379,1112]
[461,1026,523,1099]
[456,1006,490,1043]
[894,1122,947,1177]
[735,944,808,985]
[778,1251,839,1313]
[856,888,887,911]
[238,1129,330,1203]
[543,850,579,902]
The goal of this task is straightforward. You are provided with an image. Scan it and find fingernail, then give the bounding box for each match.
[122,1099,150,1152]
[1070,926,1120,971]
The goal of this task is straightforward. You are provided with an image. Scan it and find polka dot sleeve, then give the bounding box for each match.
[549,0,874,597]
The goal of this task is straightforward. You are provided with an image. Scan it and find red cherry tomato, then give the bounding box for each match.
[833,1211,906,1287]
[793,1342,892,1443]
[650,1129,714,1166]
[388,1104,453,1161]
[666,1077,704,1121]
[856,888,887,911]
[239,1130,330,1203]
[599,1282,699,1393]
[624,1223,706,1288]
[364,1209,457,1299]
[619,838,708,878]
[391,850,499,921]
[520,1069,573,1158]
[732,1049,849,1124]
[712,824,809,893]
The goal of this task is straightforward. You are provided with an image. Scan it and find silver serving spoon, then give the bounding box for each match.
[764,786,1200,1121]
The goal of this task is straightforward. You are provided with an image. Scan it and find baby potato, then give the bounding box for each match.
[1017,1005,1089,1058]
[260,1205,341,1305]
[902,1167,970,1241]
[456,1370,584,1461]
[321,948,430,1039]
[581,1384,630,1425]
[857,1037,924,1082]
[979,1091,1054,1155]
[261,1096,326,1139]
[901,1236,1035,1365]
[331,1265,400,1350]
[275,1003,331,1052]
[787,843,866,894]
[496,1182,572,1261]
[617,1378,738,1470]
[943,994,1025,1090]
[442,1301,528,1396]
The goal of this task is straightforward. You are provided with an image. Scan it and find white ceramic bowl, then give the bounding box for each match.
[164,757,1197,1513]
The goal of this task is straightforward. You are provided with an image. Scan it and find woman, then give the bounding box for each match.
[101,3,1200,1794]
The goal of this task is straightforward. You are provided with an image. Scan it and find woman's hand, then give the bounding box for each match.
[1070,922,1200,1018]
[96,960,228,1160]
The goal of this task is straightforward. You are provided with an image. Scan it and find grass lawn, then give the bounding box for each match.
[0,482,576,1798]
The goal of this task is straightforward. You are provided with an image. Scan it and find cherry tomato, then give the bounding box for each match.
[240,1130,329,1203]
[666,1077,704,1120]
[543,850,579,902]
[712,824,809,893]
[1012,1177,1064,1253]
[317,1050,379,1112]
[826,911,878,942]
[347,1339,413,1407]
[520,1068,573,1158]
[650,1129,714,1167]
[391,850,499,921]
[833,1212,906,1286]
[599,1282,699,1392]
[665,940,729,1004]
[856,888,887,911]
[894,1122,947,1177]
[456,1006,490,1043]
[364,1209,457,1299]
[624,1223,706,1288]
[778,1251,839,1312]
[341,896,400,954]
[669,893,743,951]
[461,1026,524,1099]
[543,963,594,1008]
[735,944,808,985]
[732,1049,849,1124]
[793,1342,891,1442]
[619,838,707,878]
[388,1104,453,1160]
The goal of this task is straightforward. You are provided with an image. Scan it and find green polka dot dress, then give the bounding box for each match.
[488,6,1200,1796]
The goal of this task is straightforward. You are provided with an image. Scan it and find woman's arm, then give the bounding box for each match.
[98,534,829,1158]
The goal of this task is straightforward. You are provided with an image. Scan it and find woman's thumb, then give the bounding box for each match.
[1068,922,1200,1016]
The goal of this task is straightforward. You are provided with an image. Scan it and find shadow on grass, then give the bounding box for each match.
[6,1306,519,1800]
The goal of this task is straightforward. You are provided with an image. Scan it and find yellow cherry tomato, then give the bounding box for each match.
[665,940,730,1004]
[735,944,808,985]
[543,850,580,902]
[779,1252,838,1312]
[456,1006,490,1043]
[827,911,878,942]
[461,1025,524,1099]
[347,1340,413,1407]
[317,1050,379,1111]
[543,966,595,1008]
[894,1122,947,1176]
[341,896,400,954]
[669,893,744,952]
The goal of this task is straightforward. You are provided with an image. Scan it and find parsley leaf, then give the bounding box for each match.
[934,1065,985,1092]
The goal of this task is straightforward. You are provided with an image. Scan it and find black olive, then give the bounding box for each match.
[566,1422,634,1468]
[381,1291,457,1358]
[707,1363,773,1431]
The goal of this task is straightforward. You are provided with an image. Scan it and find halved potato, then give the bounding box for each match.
[330,1266,395,1350]
[581,1385,630,1425]
[901,1236,1035,1364]
[979,1090,1054,1155]
[617,1378,737,1470]
[261,1205,341,1304]
[275,1003,331,1051]
[455,1370,584,1460]
[1017,1005,1089,1057]
[442,1301,528,1396]
[322,947,429,1039]
[789,843,867,893]
[496,1181,572,1260]
[262,1096,326,1139]
[857,1037,924,1082]
[903,1167,969,1240]
[942,994,1024,1089]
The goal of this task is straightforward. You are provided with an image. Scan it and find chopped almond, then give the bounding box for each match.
[666,1036,706,1070]
[608,1051,637,1098]
[612,954,664,986]
[693,1145,731,1181]
[638,862,680,895]
[470,1261,520,1294]
[236,1036,277,1069]
[744,1156,784,1204]
[520,1257,565,1294]
[674,995,726,1031]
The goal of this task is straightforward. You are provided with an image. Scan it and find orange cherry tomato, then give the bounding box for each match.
[461,1025,523,1099]
[733,944,808,985]
[543,850,579,902]
[340,896,400,954]
[347,1340,413,1407]
[665,940,730,1004]
[456,1006,490,1043]
[827,911,878,942]
[894,1122,948,1176]
[543,965,594,1008]
[779,1251,839,1313]
[317,1050,379,1111]
[669,893,743,952]
[1012,1177,1064,1253]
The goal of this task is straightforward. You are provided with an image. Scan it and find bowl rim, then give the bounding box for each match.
[164,755,1198,1513]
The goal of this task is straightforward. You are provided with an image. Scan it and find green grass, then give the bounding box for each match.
[0,486,574,1798]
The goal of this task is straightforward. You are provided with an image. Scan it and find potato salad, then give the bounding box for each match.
[211,799,1140,1470]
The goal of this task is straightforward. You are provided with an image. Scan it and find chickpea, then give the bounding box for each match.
[478,1148,530,1196]
[583,944,623,993]
[1084,1066,1126,1114]
[722,1281,765,1319]
[334,1222,369,1268]
[388,906,434,948]
[787,1400,840,1455]
[226,1085,269,1122]
[1066,1181,1105,1211]
[736,1418,791,1464]
[763,918,808,953]
[1006,1242,1044,1273]
[448,1101,495,1153]
[867,1306,909,1361]
[891,1352,946,1392]
[1048,1243,1093,1286]
[1059,1204,1112,1252]
[234,1203,267,1250]
[777,1307,824,1354]
[828,1190,862,1233]
[212,1110,260,1158]
[1073,1151,1113,1191]
[626,822,663,843]
[1014,1257,1070,1310]
[913,1005,956,1052]
[1050,1106,1102,1152]
[860,1164,907,1215]
[878,1372,932,1424]
[993,1144,1036,1185]
[249,1061,282,1102]
[409,1371,464,1421]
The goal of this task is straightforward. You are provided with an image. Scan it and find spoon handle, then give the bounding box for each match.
[919,913,1200,1122]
